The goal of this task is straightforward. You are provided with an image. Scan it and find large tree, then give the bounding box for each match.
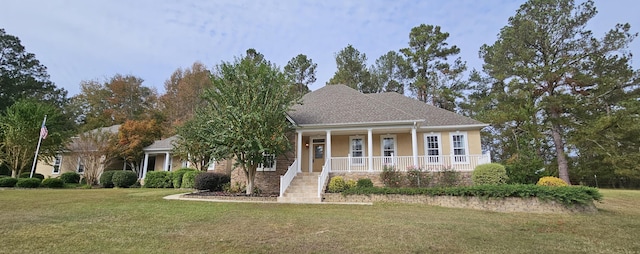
[116,119,162,176]
[174,116,213,171]
[400,24,467,111]
[0,100,73,177]
[65,127,118,185]
[370,51,411,94]
[0,28,67,112]
[478,0,637,184]
[187,51,297,194]
[327,44,373,92]
[284,54,317,96]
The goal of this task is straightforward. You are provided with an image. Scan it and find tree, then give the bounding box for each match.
[187,51,297,194]
[73,74,160,130]
[370,51,411,94]
[400,24,467,110]
[65,127,118,185]
[0,29,67,112]
[284,54,317,96]
[116,119,162,176]
[174,117,213,171]
[327,45,374,92]
[159,62,212,134]
[478,0,637,184]
[0,100,73,177]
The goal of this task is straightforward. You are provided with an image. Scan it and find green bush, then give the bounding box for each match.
[380,166,403,188]
[144,171,173,188]
[19,172,44,180]
[356,178,374,188]
[407,167,430,187]
[100,171,116,188]
[112,171,138,188]
[181,171,200,188]
[0,177,18,187]
[172,168,197,188]
[16,178,41,188]
[327,176,347,193]
[41,178,65,188]
[346,179,357,189]
[60,172,81,184]
[194,172,230,191]
[472,163,509,185]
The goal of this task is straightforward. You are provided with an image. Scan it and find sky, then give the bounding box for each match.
[2,0,639,96]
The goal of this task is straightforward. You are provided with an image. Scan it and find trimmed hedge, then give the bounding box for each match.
[0,177,18,187]
[16,178,42,188]
[41,178,65,188]
[327,176,347,193]
[112,171,138,188]
[472,163,509,185]
[182,171,200,189]
[172,168,197,188]
[537,176,569,187]
[60,172,81,184]
[144,171,173,188]
[19,172,44,180]
[357,178,374,188]
[340,184,602,206]
[100,171,116,188]
[194,172,230,191]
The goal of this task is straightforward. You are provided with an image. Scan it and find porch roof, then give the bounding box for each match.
[143,135,178,152]
[287,85,484,128]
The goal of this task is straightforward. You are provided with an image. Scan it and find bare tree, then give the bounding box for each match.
[64,128,118,185]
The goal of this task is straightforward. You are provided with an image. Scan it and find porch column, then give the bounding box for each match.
[164,152,170,171]
[325,130,331,172]
[411,125,418,167]
[367,128,373,172]
[142,153,149,179]
[296,131,302,172]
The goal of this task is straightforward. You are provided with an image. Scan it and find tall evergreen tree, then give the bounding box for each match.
[327,45,373,93]
[284,54,317,96]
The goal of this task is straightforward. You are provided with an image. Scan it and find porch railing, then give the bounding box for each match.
[318,160,330,198]
[279,160,298,197]
[330,154,491,173]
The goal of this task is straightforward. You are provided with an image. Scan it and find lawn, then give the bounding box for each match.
[0,188,638,254]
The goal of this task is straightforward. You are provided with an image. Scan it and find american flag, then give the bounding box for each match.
[40,124,48,140]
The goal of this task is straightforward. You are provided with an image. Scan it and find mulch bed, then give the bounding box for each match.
[184,191,279,198]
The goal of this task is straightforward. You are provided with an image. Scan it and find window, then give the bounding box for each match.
[52,154,62,174]
[349,136,365,165]
[257,154,276,172]
[314,145,324,159]
[424,133,442,164]
[381,135,396,165]
[451,132,469,163]
[207,159,216,171]
[77,158,85,174]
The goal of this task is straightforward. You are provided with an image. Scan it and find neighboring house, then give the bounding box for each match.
[231,84,491,202]
[34,125,129,179]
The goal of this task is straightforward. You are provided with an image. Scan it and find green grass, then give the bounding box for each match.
[0,188,638,253]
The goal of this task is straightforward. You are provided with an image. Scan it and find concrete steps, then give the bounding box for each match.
[278,172,322,203]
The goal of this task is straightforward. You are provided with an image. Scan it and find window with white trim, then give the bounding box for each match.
[257,154,276,171]
[52,154,62,174]
[424,133,442,164]
[381,135,396,165]
[451,132,469,163]
[207,159,216,171]
[349,136,365,165]
[77,158,85,174]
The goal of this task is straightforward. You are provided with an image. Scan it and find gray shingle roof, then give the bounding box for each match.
[287,85,484,127]
[143,135,178,151]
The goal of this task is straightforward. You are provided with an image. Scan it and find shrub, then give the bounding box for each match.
[194,172,230,191]
[16,178,41,188]
[356,178,374,188]
[0,177,18,187]
[537,176,569,187]
[60,172,81,184]
[327,176,347,193]
[172,168,197,188]
[112,171,138,188]
[144,171,173,188]
[41,178,65,188]
[181,171,201,188]
[407,166,430,187]
[345,179,357,190]
[19,172,44,180]
[100,171,116,188]
[437,167,460,187]
[380,166,403,188]
[472,163,509,185]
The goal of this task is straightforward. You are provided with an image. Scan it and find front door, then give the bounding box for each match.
[312,143,325,172]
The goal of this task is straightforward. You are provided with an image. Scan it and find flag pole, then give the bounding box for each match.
[29,115,47,178]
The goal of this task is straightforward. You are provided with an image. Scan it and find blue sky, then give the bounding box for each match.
[2,0,638,96]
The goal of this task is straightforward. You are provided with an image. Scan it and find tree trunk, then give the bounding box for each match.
[550,118,571,184]
[244,164,257,195]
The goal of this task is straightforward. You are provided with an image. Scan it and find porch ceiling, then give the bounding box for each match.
[300,126,414,136]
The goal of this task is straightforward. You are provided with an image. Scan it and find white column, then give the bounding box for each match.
[325,130,331,172]
[142,153,149,179]
[411,125,418,167]
[367,128,373,172]
[164,152,170,171]
[296,131,302,172]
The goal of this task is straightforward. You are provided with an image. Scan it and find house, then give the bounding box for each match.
[231,84,490,202]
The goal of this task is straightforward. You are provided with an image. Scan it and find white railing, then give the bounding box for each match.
[330,154,491,172]
[279,160,298,197]
[318,160,330,198]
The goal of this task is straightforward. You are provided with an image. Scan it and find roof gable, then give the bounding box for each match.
[143,135,179,151]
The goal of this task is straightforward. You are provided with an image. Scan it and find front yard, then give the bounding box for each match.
[0,188,638,253]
